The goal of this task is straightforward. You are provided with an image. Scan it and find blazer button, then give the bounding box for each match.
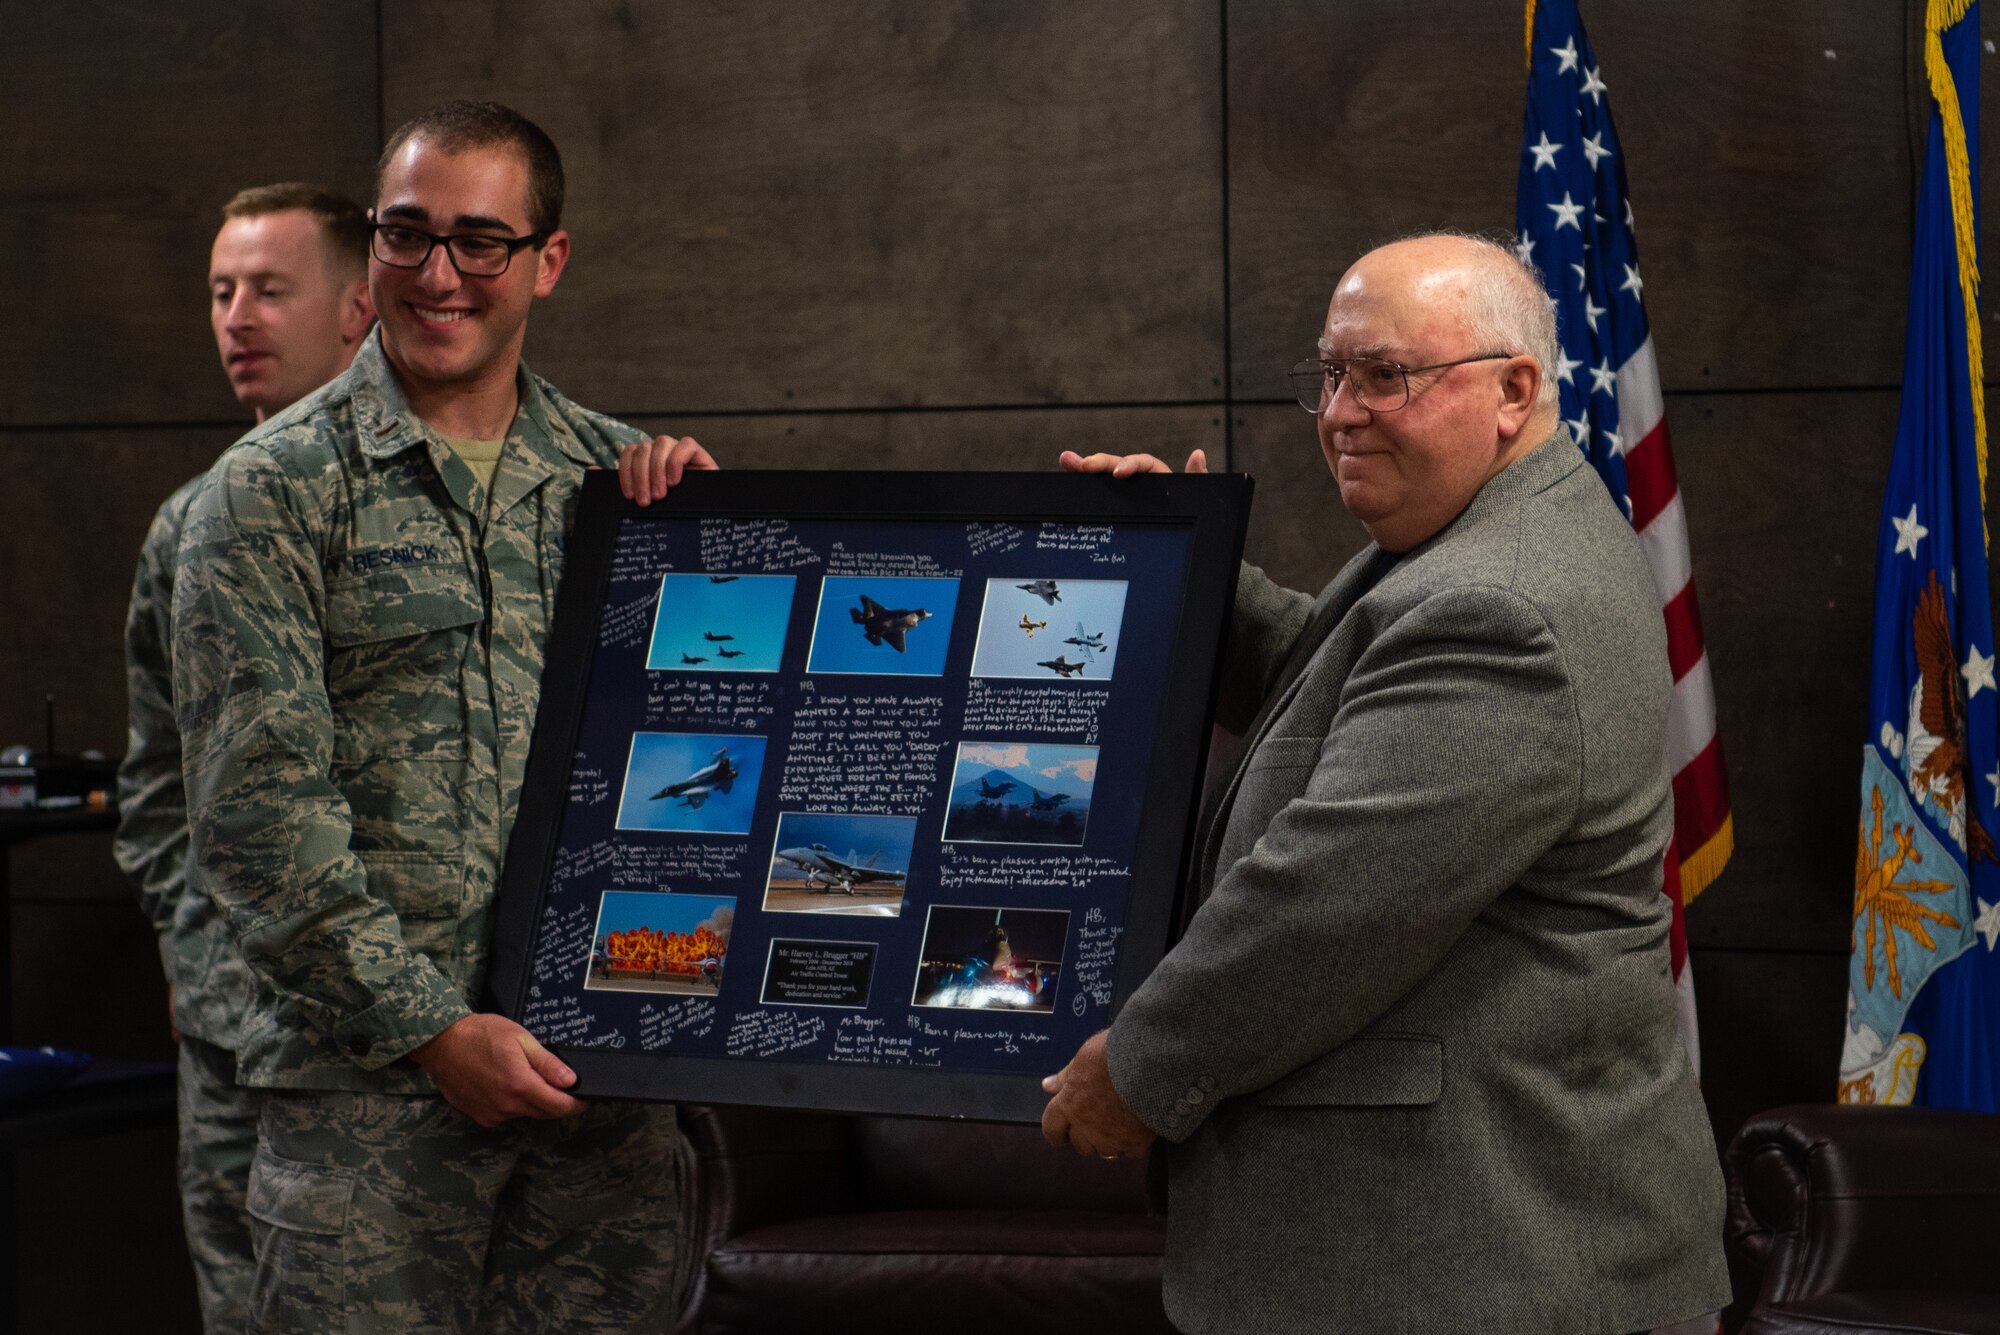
[1185,1088,1204,1104]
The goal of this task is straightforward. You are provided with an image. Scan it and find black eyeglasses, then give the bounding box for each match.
[368,222,548,277]
[1287,352,1516,413]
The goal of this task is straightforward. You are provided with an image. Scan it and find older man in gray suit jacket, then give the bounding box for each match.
[1044,233,1730,1335]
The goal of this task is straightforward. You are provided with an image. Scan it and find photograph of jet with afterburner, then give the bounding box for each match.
[762,812,918,917]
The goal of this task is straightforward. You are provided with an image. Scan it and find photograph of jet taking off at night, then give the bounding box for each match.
[969,577,1128,681]
[911,905,1068,1012]
[806,575,960,676]
[615,732,767,834]
[763,812,918,917]
[646,572,796,672]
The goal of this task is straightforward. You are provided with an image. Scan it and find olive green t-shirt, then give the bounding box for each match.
[442,435,505,495]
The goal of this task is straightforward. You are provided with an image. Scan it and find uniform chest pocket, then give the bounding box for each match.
[324,563,483,762]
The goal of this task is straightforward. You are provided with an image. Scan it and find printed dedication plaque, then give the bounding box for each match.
[489,469,1252,1121]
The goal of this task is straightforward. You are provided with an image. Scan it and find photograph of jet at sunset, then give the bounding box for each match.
[941,741,1097,846]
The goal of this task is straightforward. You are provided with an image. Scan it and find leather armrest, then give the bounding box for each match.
[1725,1103,2000,1311]
[678,1104,850,1269]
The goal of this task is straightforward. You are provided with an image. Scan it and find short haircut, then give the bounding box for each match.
[376,100,565,235]
[222,182,369,277]
[1399,229,1562,412]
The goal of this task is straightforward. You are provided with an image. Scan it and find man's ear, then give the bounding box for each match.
[533,229,571,299]
[340,276,374,347]
[1496,356,1542,440]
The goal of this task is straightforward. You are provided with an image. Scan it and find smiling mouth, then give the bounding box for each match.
[412,306,473,325]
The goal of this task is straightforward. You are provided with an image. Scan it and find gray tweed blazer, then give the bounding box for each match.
[1106,435,1730,1335]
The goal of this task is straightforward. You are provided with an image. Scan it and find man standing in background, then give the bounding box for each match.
[115,182,373,1328]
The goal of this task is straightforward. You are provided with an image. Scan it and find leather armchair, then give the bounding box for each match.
[676,1103,1172,1335]
[1723,1103,2000,1335]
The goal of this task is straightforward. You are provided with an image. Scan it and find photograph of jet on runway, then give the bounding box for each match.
[910,905,1068,1012]
[583,890,734,996]
[940,741,1098,846]
[968,577,1128,681]
[645,572,796,672]
[805,575,961,676]
[762,812,918,917]
[614,731,767,834]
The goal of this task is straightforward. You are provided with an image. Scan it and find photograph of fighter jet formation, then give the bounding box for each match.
[941,741,1098,846]
[583,890,733,996]
[615,731,767,834]
[911,905,1068,1012]
[968,577,1128,681]
[762,812,918,917]
[806,575,960,676]
[645,572,796,672]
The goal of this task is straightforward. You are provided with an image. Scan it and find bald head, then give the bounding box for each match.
[1330,234,1560,415]
[1314,234,1562,551]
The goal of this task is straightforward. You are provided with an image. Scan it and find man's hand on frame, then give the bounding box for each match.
[618,433,718,506]
[1041,1028,1157,1160]
[409,1012,586,1128]
[1057,448,1208,478]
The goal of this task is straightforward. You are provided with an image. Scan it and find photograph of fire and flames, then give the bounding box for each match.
[583,890,735,995]
[910,905,1068,1012]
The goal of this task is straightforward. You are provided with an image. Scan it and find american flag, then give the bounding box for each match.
[1513,0,1733,1066]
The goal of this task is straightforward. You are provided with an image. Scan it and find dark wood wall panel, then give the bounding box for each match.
[1227,1,1913,403]
[17,1129,195,1334]
[628,406,1224,474]
[1229,404,1372,592]
[10,900,174,1059]
[0,431,237,754]
[1692,947,1848,1150]
[2,3,380,426]
[384,0,1226,415]
[1675,390,1900,954]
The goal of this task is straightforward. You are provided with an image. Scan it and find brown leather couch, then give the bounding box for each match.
[676,1103,1173,1335]
[1723,1103,2000,1334]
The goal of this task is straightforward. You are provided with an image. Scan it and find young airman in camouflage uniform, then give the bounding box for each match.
[169,102,711,1333]
[116,182,373,1330]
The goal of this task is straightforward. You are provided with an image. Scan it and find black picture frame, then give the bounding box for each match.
[488,469,1252,1122]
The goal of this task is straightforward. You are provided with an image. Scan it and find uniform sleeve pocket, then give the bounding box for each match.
[325,564,482,649]
[1256,1035,1444,1107]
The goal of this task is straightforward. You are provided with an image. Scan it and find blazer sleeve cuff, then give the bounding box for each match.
[1106,1020,1220,1144]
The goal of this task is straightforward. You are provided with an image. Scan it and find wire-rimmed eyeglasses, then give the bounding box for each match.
[1286,353,1515,413]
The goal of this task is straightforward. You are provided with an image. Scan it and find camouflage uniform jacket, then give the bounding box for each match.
[173,330,644,1092]
[115,471,258,1048]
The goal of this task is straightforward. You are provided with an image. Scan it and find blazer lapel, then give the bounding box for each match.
[1187,546,1387,911]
